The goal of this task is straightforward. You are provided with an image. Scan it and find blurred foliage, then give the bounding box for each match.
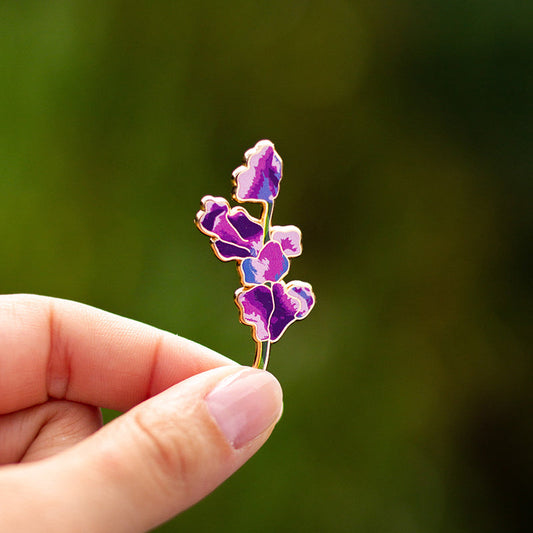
[1,1,531,532]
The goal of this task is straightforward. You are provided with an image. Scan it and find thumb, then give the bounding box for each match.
[0,366,283,533]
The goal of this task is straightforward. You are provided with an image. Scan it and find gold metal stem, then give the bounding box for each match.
[253,340,271,370]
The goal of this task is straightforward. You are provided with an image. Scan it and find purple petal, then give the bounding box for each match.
[213,241,251,260]
[197,197,239,244]
[235,285,274,342]
[269,282,300,342]
[232,140,282,204]
[196,196,263,260]
[286,281,316,319]
[228,209,263,243]
[271,225,302,258]
[239,241,289,285]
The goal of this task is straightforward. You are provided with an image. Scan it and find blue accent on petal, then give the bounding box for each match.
[257,176,274,202]
[241,257,259,284]
[276,253,290,281]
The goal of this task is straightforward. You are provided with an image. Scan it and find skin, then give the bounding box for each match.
[0,294,282,532]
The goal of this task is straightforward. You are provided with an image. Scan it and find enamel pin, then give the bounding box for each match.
[195,140,315,370]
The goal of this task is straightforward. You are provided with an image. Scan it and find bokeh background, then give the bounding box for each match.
[1,1,531,531]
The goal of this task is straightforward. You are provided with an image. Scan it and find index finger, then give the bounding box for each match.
[0,294,236,414]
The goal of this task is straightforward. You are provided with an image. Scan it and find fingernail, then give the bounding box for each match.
[206,369,283,449]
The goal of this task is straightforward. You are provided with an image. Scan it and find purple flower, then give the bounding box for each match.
[196,140,314,368]
[232,140,282,204]
[237,225,302,285]
[239,241,290,286]
[195,196,263,261]
[235,281,315,343]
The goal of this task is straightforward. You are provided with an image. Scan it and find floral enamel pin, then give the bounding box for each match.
[195,140,315,370]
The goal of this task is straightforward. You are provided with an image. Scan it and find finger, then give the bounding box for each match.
[0,401,102,464]
[0,294,236,414]
[0,366,283,533]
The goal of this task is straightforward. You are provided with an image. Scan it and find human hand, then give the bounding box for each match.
[0,294,283,532]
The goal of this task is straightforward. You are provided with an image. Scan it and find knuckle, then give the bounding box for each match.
[129,407,199,493]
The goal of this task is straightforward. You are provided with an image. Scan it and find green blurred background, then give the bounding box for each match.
[1,1,531,531]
